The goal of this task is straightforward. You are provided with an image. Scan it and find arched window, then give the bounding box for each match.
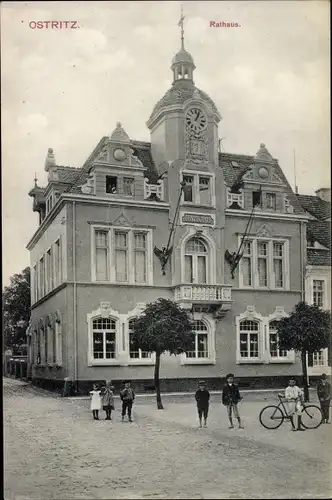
[185,237,208,284]
[92,318,116,360]
[128,319,151,360]
[185,320,209,359]
[269,320,287,358]
[239,320,259,359]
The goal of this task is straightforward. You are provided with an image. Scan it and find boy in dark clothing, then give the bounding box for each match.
[317,373,331,424]
[195,380,210,428]
[120,381,135,422]
[222,373,244,429]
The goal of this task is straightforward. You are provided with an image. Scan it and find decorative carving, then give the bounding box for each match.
[144,178,164,201]
[284,195,294,214]
[96,145,109,162]
[182,213,214,225]
[275,306,285,315]
[112,211,133,227]
[256,223,272,238]
[271,171,284,184]
[227,188,244,209]
[100,302,111,318]
[81,174,94,194]
[185,126,208,165]
[242,169,255,180]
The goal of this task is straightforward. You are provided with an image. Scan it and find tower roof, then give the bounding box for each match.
[172,48,195,66]
[148,85,219,122]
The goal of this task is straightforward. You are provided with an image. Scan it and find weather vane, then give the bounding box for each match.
[178,5,185,49]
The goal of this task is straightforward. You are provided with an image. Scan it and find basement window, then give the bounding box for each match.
[106,176,118,194]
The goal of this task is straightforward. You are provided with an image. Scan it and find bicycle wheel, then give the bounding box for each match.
[301,405,323,429]
[259,405,284,429]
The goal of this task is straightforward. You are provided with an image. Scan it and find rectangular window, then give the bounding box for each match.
[183,175,194,202]
[242,241,252,286]
[313,350,325,366]
[185,320,209,359]
[313,280,324,308]
[47,249,53,292]
[239,320,259,359]
[266,192,276,210]
[269,321,287,358]
[257,241,268,287]
[106,176,118,194]
[134,233,147,283]
[273,242,284,288]
[123,177,134,196]
[39,257,45,297]
[252,191,262,207]
[129,320,151,359]
[95,230,109,281]
[54,238,62,287]
[115,231,128,282]
[199,176,211,205]
[33,264,38,302]
[92,318,116,360]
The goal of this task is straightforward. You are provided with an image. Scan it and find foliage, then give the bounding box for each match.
[277,301,331,401]
[3,267,31,349]
[130,298,195,409]
[277,301,330,353]
[130,298,195,355]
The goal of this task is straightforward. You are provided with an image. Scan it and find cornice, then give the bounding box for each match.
[225,209,309,222]
[26,193,170,250]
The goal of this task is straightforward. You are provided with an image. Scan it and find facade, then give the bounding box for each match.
[297,190,331,377]
[27,30,313,393]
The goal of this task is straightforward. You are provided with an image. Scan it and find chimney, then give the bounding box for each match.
[315,188,331,203]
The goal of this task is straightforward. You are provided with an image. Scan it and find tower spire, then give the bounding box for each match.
[178,5,185,49]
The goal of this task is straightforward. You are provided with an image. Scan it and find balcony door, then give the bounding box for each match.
[184,237,207,284]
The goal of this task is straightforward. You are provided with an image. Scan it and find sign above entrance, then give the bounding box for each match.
[181,212,215,227]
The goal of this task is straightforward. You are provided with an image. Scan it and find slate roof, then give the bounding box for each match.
[307,249,331,266]
[56,166,82,185]
[218,152,304,214]
[296,194,331,221]
[131,140,159,183]
[307,220,331,249]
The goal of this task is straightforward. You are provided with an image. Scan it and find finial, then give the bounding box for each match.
[45,147,56,172]
[116,122,122,128]
[178,5,185,50]
[34,172,38,187]
[260,143,265,148]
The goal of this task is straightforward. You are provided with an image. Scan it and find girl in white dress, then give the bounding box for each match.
[90,384,102,420]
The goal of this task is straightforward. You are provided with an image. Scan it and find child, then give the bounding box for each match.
[101,380,115,421]
[317,373,331,424]
[285,377,305,431]
[195,380,210,428]
[120,380,135,422]
[90,384,102,420]
[222,373,244,429]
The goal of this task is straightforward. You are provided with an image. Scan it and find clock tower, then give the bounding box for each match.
[147,12,226,285]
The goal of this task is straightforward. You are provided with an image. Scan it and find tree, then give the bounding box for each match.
[3,267,31,350]
[277,301,331,402]
[130,298,195,409]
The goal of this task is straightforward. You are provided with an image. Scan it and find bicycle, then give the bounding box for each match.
[259,393,323,430]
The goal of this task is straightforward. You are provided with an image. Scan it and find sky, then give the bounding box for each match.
[1,0,330,285]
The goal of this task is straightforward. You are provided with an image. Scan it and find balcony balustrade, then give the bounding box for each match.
[174,284,232,318]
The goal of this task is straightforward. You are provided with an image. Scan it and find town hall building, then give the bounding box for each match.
[26,22,329,393]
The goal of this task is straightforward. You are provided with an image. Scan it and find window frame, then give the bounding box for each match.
[181,170,215,208]
[239,237,290,290]
[181,314,216,365]
[184,237,208,284]
[91,225,153,285]
[313,279,325,308]
[127,318,153,363]
[88,310,120,366]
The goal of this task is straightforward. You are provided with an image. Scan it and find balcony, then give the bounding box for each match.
[174,284,233,318]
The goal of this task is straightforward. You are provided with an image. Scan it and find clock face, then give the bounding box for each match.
[186,108,207,133]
